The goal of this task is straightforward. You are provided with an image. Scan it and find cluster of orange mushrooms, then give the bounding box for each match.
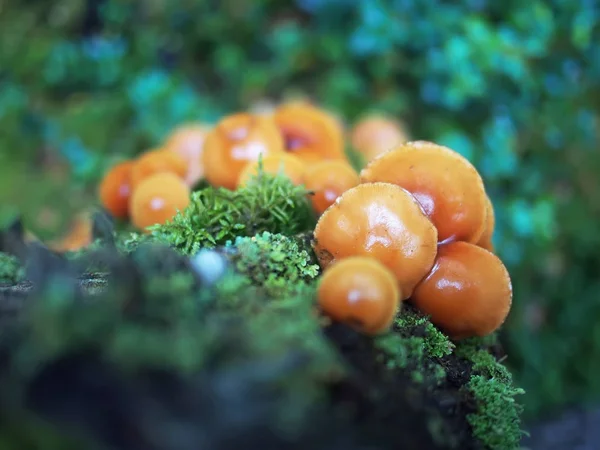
[98,101,407,231]
[97,101,511,341]
[315,140,511,341]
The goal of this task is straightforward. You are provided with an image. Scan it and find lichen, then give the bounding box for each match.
[151,172,315,254]
[0,251,24,283]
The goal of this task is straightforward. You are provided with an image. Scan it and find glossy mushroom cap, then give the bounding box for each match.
[303,160,360,215]
[202,113,284,190]
[130,172,191,232]
[476,195,495,252]
[130,149,188,189]
[237,153,306,187]
[313,182,438,299]
[318,256,401,335]
[350,115,409,161]
[164,124,210,187]
[99,160,134,219]
[411,241,512,340]
[273,102,346,164]
[360,141,487,244]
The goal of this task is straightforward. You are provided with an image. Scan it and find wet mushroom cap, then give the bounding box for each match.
[313,182,438,300]
[350,115,409,161]
[303,160,360,215]
[164,124,211,187]
[411,241,512,340]
[202,113,284,190]
[360,140,487,244]
[130,172,191,232]
[130,149,188,189]
[476,194,495,252]
[317,256,401,335]
[273,102,346,164]
[237,153,306,187]
[98,160,135,219]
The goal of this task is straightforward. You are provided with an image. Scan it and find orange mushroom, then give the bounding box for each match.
[130,149,187,189]
[129,172,191,231]
[476,195,495,252]
[98,160,134,219]
[360,141,487,244]
[303,160,360,215]
[47,212,93,252]
[237,153,306,187]
[313,182,438,299]
[163,124,211,187]
[412,241,512,339]
[350,114,409,161]
[318,256,401,335]
[273,102,346,164]
[202,113,284,190]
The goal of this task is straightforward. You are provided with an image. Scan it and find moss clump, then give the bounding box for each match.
[373,307,454,378]
[226,231,319,297]
[152,173,315,254]
[0,251,24,283]
[370,308,524,449]
[455,338,526,449]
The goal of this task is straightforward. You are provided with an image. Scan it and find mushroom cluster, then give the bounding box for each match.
[98,102,396,233]
[315,141,512,340]
[95,102,511,341]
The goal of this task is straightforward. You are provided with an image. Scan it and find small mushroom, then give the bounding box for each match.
[360,141,487,244]
[273,102,346,164]
[317,256,401,335]
[163,124,211,187]
[476,194,495,252]
[98,160,134,219]
[236,153,306,187]
[411,241,512,339]
[313,182,438,299]
[129,172,191,232]
[202,113,284,190]
[303,160,360,215]
[350,114,409,161]
[130,149,188,189]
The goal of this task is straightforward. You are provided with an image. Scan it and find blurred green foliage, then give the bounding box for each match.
[1,0,599,419]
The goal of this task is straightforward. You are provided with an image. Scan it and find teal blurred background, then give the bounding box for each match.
[1,0,599,422]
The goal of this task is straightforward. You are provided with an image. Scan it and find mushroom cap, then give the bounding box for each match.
[360,140,487,244]
[313,182,438,299]
[98,160,135,219]
[130,172,191,232]
[350,115,409,161]
[273,102,346,164]
[237,153,306,187]
[202,113,284,190]
[411,241,512,339]
[164,124,211,187]
[303,160,360,215]
[130,149,188,189]
[47,212,93,253]
[318,256,401,335]
[476,194,495,252]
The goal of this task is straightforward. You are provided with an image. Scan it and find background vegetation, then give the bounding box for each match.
[1,0,599,420]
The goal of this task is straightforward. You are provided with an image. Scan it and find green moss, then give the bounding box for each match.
[374,308,524,449]
[345,146,367,172]
[464,376,525,450]
[227,231,319,297]
[456,337,526,449]
[373,307,453,384]
[0,251,24,283]
[151,173,315,254]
